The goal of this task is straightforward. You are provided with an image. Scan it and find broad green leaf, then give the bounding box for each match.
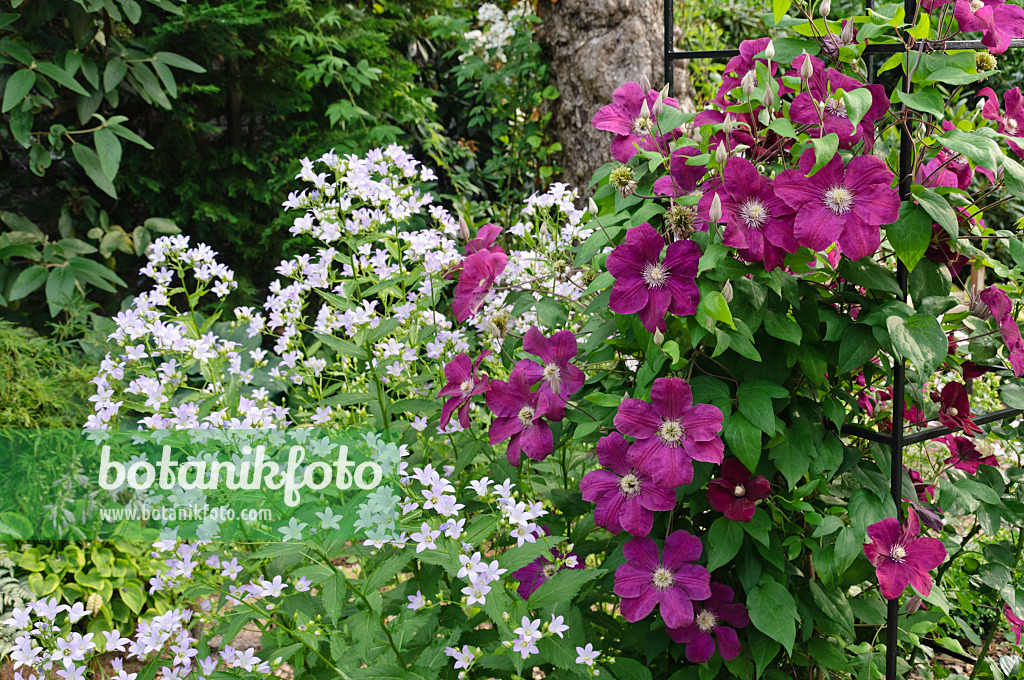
[35,61,88,95]
[938,129,1000,172]
[45,266,76,315]
[843,88,875,130]
[764,309,802,344]
[8,264,48,300]
[104,57,128,92]
[914,187,958,239]
[723,411,763,471]
[808,133,840,177]
[94,127,122,182]
[748,580,797,654]
[701,290,735,328]
[737,381,785,434]
[2,69,35,113]
[886,313,947,376]
[837,324,880,374]
[898,87,946,119]
[71,144,117,198]
[772,0,792,22]
[706,517,744,571]
[886,203,933,271]
[154,51,207,73]
[839,257,902,296]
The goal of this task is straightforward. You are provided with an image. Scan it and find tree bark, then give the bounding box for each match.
[536,0,697,191]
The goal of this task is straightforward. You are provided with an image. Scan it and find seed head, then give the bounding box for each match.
[977,52,997,72]
[610,165,638,197]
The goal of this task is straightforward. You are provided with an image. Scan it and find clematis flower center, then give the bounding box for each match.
[739,199,769,230]
[543,364,562,394]
[542,563,559,579]
[651,566,675,590]
[947,407,959,417]
[518,405,535,427]
[619,472,642,498]
[460,379,475,395]
[733,484,747,497]
[1006,117,1019,135]
[642,263,670,289]
[633,114,656,138]
[824,96,849,118]
[823,186,855,215]
[657,419,686,445]
[969,0,984,11]
[695,610,719,632]
[890,544,907,562]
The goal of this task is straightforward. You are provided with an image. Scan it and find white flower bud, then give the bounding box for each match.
[653,328,665,346]
[639,99,651,120]
[458,215,470,241]
[763,85,775,108]
[652,93,664,118]
[709,193,723,222]
[820,0,831,15]
[660,83,671,100]
[800,51,814,79]
[641,74,652,92]
[741,70,756,97]
[841,19,855,43]
[722,281,733,303]
[715,141,728,166]
[722,114,734,134]
[588,197,599,216]
[765,40,776,60]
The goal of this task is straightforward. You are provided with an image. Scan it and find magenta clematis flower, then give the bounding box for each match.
[653,146,707,199]
[864,507,946,600]
[715,157,797,271]
[774,149,900,261]
[452,248,507,323]
[466,223,502,255]
[606,223,701,333]
[979,87,1024,155]
[943,435,998,473]
[820,19,859,56]
[954,0,1024,54]
[486,369,553,466]
[512,547,584,600]
[613,530,712,628]
[907,467,937,504]
[694,109,760,153]
[980,286,1024,377]
[715,38,790,105]
[925,223,971,277]
[788,54,889,150]
[592,82,681,162]
[1005,604,1024,644]
[930,381,982,436]
[614,377,725,488]
[706,458,771,522]
[666,583,750,663]
[515,326,586,421]
[439,351,491,429]
[579,432,677,536]
[916,151,974,190]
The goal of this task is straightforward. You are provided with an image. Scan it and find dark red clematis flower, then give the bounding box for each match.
[614,377,725,488]
[452,248,507,323]
[666,583,750,663]
[606,223,701,333]
[864,507,946,600]
[486,369,553,466]
[706,458,771,522]
[653,146,707,199]
[592,82,681,162]
[613,531,712,628]
[942,435,998,473]
[788,54,889,150]
[715,157,798,271]
[906,467,937,504]
[774,149,900,261]
[980,286,1024,377]
[579,432,677,536]
[512,547,584,600]
[514,326,586,421]
[955,0,1024,54]
[925,223,971,277]
[439,351,491,429]
[930,382,982,436]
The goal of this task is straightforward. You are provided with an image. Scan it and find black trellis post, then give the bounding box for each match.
[662,4,1024,680]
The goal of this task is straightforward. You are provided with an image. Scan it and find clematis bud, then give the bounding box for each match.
[715,141,728,166]
[820,0,831,15]
[641,74,652,92]
[765,40,776,60]
[800,51,814,79]
[905,596,923,616]
[653,328,665,346]
[709,193,723,222]
[841,19,856,43]
[639,99,651,120]
[741,70,756,97]
[763,85,775,108]
[660,82,671,100]
[721,114,734,134]
[458,215,470,240]
[652,93,664,118]
[722,281,733,303]
[588,197,599,216]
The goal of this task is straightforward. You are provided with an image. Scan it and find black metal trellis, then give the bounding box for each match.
[661,3,1024,679]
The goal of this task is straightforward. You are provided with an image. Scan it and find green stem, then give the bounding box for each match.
[968,620,999,680]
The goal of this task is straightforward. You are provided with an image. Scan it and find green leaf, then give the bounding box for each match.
[706,517,744,571]
[119,581,144,614]
[914,187,958,239]
[938,129,1000,172]
[897,87,945,119]
[772,0,792,22]
[610,657,654,680]
[1002,156,1024,201]
[35,61,88,95]
[737,381,785,434]
[312,331,364,359]
[839,257,902,296]
[843,88,875,130]
[103,57,128,92]
[724,411,763,471]
[764,309,802,344]
[71,144,117,198]
[94,127,122,182]
[154,51,207,73]
[886,313,947,376]
[838,324,880,373]
[45,266,76,315]
[701,290,735,328]
[528,568,604,610]
[747,580,797,654]
[2,69,35,113]
[887,204,932,272]
[8,264,48,300]
[808,133,840,177]
[1001,383,1024,409]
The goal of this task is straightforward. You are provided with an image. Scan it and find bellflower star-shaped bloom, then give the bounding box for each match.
[512,547,584,600]
[706,458,771,522]
[514,327,586,421]
[614,377,725,488]
[452,248,507,323]
[980,286,1024,377]
[978,87,1024,155]
[592,81,681,162]
[579,432,677,536]
[788,54,888,150]
[439,350,491,429]
[666,583,750,663]
[486,369,554,466]
[954,0,1024,54]
[942,435,998,473]
[775,149,900,261]
[614,530,712,628]
[930,381,982,436]
[864,508,946,600]
[715,157,798,270]
[606,223,701,333]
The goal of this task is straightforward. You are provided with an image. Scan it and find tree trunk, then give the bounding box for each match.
[536,0,697,192]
